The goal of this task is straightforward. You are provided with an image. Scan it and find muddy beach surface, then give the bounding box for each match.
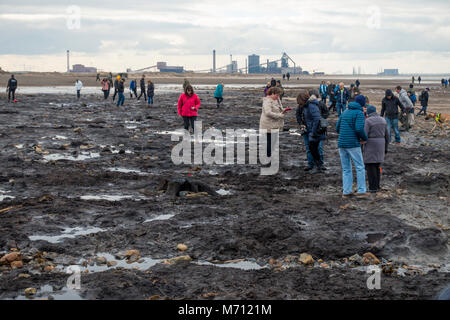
[0,81,449,300]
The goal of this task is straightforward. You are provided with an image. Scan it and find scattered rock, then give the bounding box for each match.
[125,250,140,258]
[299,253,315,265]
[320,263,329,268]
[24,288,37,296]
[18,273,31,278]
[349,254,363,264]
[44,265,55,272]
[163,256,192,264]
[362,252,381,265]
[0,252,21,264]
[96,257,107,265]
[177,244,188,252]
[107,261,118,267]
[11,261,24,268]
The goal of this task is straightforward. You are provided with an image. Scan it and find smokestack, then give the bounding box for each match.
[67,50,70,73]
[213,50,216,73]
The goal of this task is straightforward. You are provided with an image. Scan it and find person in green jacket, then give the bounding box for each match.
[214,83,224,108]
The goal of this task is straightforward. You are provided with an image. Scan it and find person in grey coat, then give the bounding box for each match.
[362,106,389,193]
[396,86,414,131]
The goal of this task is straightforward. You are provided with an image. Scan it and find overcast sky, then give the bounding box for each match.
[1,0,449,74]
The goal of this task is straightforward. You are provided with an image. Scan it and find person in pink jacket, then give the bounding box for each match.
[177,84,201,132]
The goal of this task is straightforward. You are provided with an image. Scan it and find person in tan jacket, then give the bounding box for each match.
[260,86,290,157]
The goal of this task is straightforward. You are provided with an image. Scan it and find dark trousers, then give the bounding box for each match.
[216,97,223,106]
[103,90,109,99]
[309,140,322,167]
[266,132,272,157]
[130,89,137,98]
[8,88,16,101]
[183,116,197,131]
[328,100,336,112]
[366,163,381,192]
[113,89,118,101]
[77,90,80,99]
[138,88,147,100]
[417,105,427,116]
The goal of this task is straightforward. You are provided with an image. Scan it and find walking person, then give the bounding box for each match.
[214,83,224,108]
[396,86,414,131]
[260,87,289,158]
[381,89,405,143]
[75,79,83,99]
[418,76,421,84]
[129,79,137,98]
[177,85,201,133]
[112,76,120,102]
[334,82,350,117]
[137,75,147,101]
[319,80,328,104]
[101,78,110,99]
[327,82,337,112]
[336,95,369,197]
[363,106,389,193]
[412,76,415,84]
[116,78,125,107]
[147,80,154,105]
[445,79,449,89]
[417,88,430,116]
[6,74,18,103]
[286,73,290,81]
[296,90,324,172]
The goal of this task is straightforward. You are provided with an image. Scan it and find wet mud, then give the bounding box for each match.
[0,87,449,300]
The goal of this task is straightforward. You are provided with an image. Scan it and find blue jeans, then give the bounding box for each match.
[148,96,154,105]
[417,105,427,116]
[385,117,400,143]
[117,92,125,106]
[337,102,347,117]
[303,135,323,167]
[339,147,366,195]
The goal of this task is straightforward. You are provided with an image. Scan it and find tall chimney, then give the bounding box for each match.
[67,50,70,72]
[213,50,216,73]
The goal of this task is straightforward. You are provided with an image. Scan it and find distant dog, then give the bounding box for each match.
[425,112,450,134]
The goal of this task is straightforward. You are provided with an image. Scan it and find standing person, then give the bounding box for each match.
[349,84,357,102]
[355,79,360,88]
[363,106,389,193]
[182,78,190,92]
[417,88,430,116]
[327,82,337,112]
[96,73,100,81]
[283,74,286,80]
[445,79,449,89]
[319,81,328,104]
[264,82,271,96]
[75,79,83,99]
[442,79,445,87]
[407,84,416,107]
[396,86,414,131]
[259,87,289,157]
[147,80,155,105]
[418,76,421,84]
[214,83,224,108]
[6,74,18,103]
[334,82,350,117]
[303,92,327,173]
[112,75,120,102]
[296,90,325,172]
[270,78,277,87]
[177,84,201,132]
[138,75,147,101]
[276,80,285,101]
[116,78,125,107]
[412,76,415,84]
[381,89,405,143]
[286,72,290,81]
[336,95,369,197]
[101,78,110,99]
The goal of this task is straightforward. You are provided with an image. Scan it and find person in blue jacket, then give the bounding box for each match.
[214,83,224,108]
[319,81,328,104]
[336,94,368,197]
[334,82,350,117]
[129,79,137,98]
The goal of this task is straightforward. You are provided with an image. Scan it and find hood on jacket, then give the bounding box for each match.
[347,101,364,111]
[385,89,393,98]
[296,90,310,107]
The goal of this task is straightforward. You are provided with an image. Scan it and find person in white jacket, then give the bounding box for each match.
[395,86,414,131]
[75,80,83,99]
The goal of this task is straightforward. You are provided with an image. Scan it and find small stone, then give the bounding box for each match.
[164,256,192,264]
[25,288,37,296]
[44,265,55,272]
[318,259,324,263]
[299,253,315,265]
[349,254,363,264]
[362,252,381,265]
[177,244,188,252]
[125,250,140,258]
[0,252,21,264]
[96,257,107,265]
[11,261,24,268]
[18,273,31,278]
[107,261,118,267]
[320,263,329,268]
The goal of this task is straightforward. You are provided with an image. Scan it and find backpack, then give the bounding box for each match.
[410,93,417,103]
[317,101,329,134]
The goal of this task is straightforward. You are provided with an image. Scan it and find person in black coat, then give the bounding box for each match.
[6,75,18,102]
[417,88,430,116]
[147,80,155,105]
[137,75,147,101]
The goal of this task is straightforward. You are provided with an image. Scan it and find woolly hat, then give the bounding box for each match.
[367,105,377,115]
[355,94,366,107]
